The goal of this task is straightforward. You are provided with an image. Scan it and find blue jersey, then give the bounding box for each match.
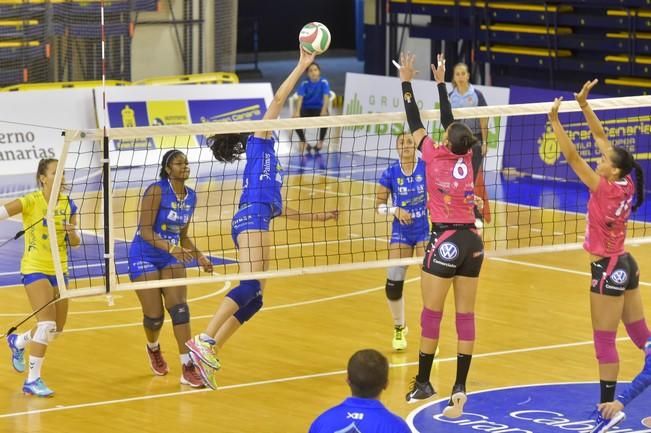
[133,179,197,247]
[298,78,330,109]
[309,397,410,433]
[239,135,283,216]
[378,159,428,222]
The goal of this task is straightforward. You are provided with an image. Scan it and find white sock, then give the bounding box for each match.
[387,298,405,328]
[16,330,32,350]
[180,353,191,365]
[27,356,43,382]
[146,341,159,350]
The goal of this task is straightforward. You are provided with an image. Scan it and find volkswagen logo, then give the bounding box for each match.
[439,242,459,261]
[610,269,628,285]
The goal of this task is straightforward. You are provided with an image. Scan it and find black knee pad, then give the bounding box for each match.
[385,279,404,301]
[167,303,190,326]
[143,315,164,331]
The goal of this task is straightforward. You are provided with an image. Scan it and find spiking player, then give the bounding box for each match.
[186,47,338,389]
[398,52,484,419]
[2,159,80,397]
[127,149,212,388]
[376,132,429,351]
[548,79,650,433]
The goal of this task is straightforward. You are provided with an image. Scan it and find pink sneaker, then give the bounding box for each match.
[180,362,204,388]
[146,345,169,376]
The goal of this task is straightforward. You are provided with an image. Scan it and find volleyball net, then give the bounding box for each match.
[48,95,651,299]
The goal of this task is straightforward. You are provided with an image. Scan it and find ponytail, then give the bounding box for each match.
[632,160,645,212]
[447,122,477,155]
[207,133,246,163]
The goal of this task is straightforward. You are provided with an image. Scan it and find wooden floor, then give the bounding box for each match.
[1,174,651,433]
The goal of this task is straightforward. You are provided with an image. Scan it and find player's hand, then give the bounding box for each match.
[548,97,563,123]
[197,254,213,273]
[474,196,485,212]
[170,245,194,264]
[575,79,598,106]
[399,52,418,82]
[395,208,412,225]
[299,46,317,68]
[597,400,624,420]
[314,210,338,221]
[431,53,446,84]
[64,223,78,236]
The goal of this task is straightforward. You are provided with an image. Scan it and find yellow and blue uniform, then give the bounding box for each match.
[19,190,77,287]
[231,135,284,246]
[378,159,429,246]
[128,180,197,280]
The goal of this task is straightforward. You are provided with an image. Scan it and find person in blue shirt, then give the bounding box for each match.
[186,48,338,390]
[309,349,410,433]
[376,132,429,351]
[591,337,651,432]
[128,149,213,388]
[294,62,331,154]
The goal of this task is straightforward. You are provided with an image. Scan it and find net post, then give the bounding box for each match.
[47,130,75,297]
[102,134,116,297]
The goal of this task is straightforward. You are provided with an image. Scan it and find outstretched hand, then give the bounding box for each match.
[597,400,624,421]
[548,97,563,123]
[430,53,446,84]
[398,52,419,82]
[298,46,317,68]
[574,79,598,106]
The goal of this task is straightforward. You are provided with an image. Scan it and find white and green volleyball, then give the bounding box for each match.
[299,22,331,55]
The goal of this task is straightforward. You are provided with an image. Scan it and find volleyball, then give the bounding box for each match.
[299,22,331,55]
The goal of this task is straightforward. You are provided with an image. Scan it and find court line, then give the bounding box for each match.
[0,335,635,419]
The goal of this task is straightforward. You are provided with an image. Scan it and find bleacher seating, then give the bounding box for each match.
[388,0,651,95]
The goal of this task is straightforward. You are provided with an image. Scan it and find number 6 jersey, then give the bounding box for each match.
[421,136,475,224]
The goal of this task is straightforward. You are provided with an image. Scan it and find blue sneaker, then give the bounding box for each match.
[590,410,626,433]
[22,378,54,397]
[7,334,25,373]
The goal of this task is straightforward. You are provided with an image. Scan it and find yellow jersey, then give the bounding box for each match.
[19,191,77,275]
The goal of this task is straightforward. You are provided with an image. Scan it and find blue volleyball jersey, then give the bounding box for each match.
[309,397,410,433]
[239,135,284,216]
[133,179,197,247]
[298,78,330,109]
[378,159,428,222]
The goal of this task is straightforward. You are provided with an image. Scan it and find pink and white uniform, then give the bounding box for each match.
[584,175,634,257]
[421,136,475,224]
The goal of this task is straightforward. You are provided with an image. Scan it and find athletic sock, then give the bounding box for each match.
[27,356,43,382]
[600,380,617,403]
[455,353,472,387]
[416,351,435,383]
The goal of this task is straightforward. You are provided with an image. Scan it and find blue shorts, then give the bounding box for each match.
[390,219,430,247]
[22,273,68,287]
[231,203,277,248]
[128,239,179,281]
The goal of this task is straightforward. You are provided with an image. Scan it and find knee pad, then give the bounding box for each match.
[387,266,407,282]
[227,279,262,308]
[420,308,443,340]
[625,319,651,349]
[167,303,190,326]
[456,312,476,341]
[32,321,57,345]
[234,295,263,324]
[143,315,164,331]
[594,330,619,364]
[385,279,404,301]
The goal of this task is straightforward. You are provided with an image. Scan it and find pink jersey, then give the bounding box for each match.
[584,175,634,257]
[421,136,475,224]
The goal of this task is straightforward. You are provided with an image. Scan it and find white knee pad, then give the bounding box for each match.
[388,266,407,281]
[32,321,57,345]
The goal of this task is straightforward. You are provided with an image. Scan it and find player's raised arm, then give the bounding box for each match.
[398,52,427,148]
[548,97,600,191]
[431,54,454,130]
[574,79,612,156]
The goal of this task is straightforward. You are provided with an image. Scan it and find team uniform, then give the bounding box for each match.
[231,135,284,245]
[378,159,429,246]
[296,77,330,144]
[585,176,639,297]
[19,190,77,286]
[420,136,483,278]
[309,397,410,433]
[128,179,197,280]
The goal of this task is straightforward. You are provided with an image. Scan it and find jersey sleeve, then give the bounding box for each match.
[297,81,307,97]
[321,79,331,96]
[18,193,35,216]
[476,89,487,106]
[378,166,393,190]
[68,197,78,216]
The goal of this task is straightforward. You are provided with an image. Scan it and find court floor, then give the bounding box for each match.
[1,161,650,433]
